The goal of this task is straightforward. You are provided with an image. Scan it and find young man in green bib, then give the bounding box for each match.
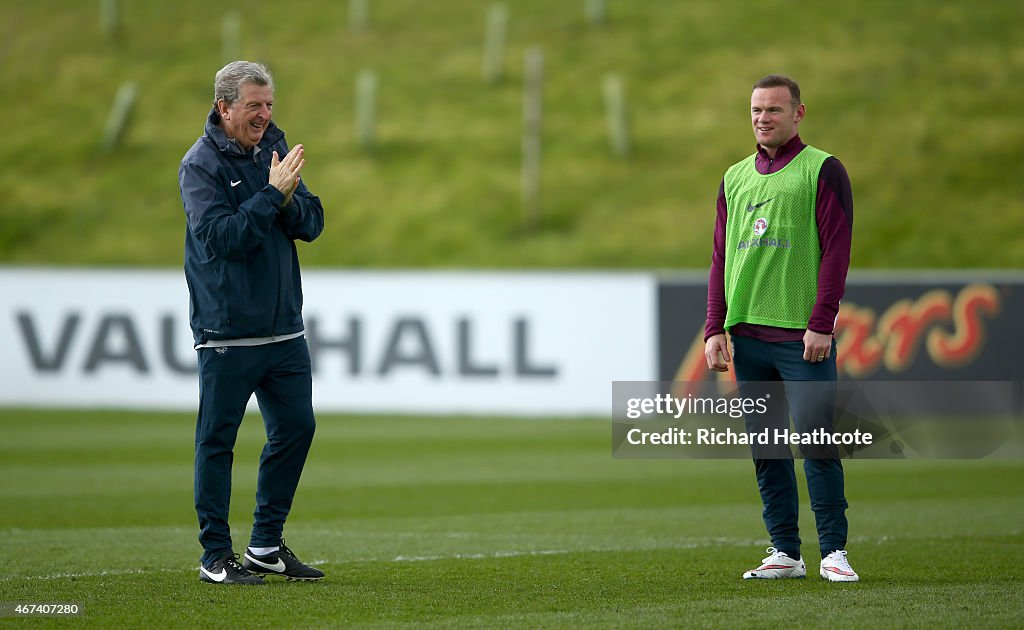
[703,75,859,582]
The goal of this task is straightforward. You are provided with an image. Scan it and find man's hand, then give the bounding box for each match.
[803,329,833,363]
[704,333,731,372]
[269,144,305,207]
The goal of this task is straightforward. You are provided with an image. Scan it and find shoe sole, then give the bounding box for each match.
[819,571,859,582]
[245,570,323,582]
[199,577,265,585]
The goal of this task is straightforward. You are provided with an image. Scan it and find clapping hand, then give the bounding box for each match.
[269,144,305,207]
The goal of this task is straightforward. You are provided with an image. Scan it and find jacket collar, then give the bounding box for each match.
[204,106,284,156]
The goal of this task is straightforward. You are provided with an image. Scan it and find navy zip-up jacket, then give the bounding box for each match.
[179,107,325,346]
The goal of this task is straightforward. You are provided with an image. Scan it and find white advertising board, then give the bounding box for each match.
[0,269,656,416]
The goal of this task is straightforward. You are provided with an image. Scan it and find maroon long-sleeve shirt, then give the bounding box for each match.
[704,134,853,343]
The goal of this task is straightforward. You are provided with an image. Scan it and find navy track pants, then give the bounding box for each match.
[731,334,849,560]
[194,336,315,568]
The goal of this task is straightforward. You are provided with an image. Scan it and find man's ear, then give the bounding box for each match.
[794,103,806,123]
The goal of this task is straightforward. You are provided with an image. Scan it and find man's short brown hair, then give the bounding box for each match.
[753,75,801,108]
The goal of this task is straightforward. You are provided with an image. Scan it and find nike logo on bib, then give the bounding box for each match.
[745,198,774,212]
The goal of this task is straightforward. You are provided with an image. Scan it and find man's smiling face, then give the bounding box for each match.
[218,83,274,149]
[750,86,804,153]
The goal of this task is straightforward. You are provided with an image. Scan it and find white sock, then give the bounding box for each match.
[248,546,279,556]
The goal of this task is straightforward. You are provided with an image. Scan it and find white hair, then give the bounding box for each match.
[213,61,274,105]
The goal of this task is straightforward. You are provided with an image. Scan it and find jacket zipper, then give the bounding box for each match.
[256,149,283,338]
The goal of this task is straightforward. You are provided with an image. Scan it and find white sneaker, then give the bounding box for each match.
[742,547,806,579]
[820,550,860,582]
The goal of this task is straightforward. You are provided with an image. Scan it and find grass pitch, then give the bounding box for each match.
[1,409,1022,628]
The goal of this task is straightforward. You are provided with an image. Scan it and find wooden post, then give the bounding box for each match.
[222,12,241,62]
[585,0,606,25]
[522,47,543,230]
[602,74,630,157]
[350,0,369,31]
[101,81,137,152]
[100,0,119,38]
[482,3,507,84]
[355,69,378,151]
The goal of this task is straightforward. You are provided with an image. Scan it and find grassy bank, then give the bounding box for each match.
[3,1,1023,269]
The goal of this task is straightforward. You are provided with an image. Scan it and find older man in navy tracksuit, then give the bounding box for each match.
[179,61,325,585]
